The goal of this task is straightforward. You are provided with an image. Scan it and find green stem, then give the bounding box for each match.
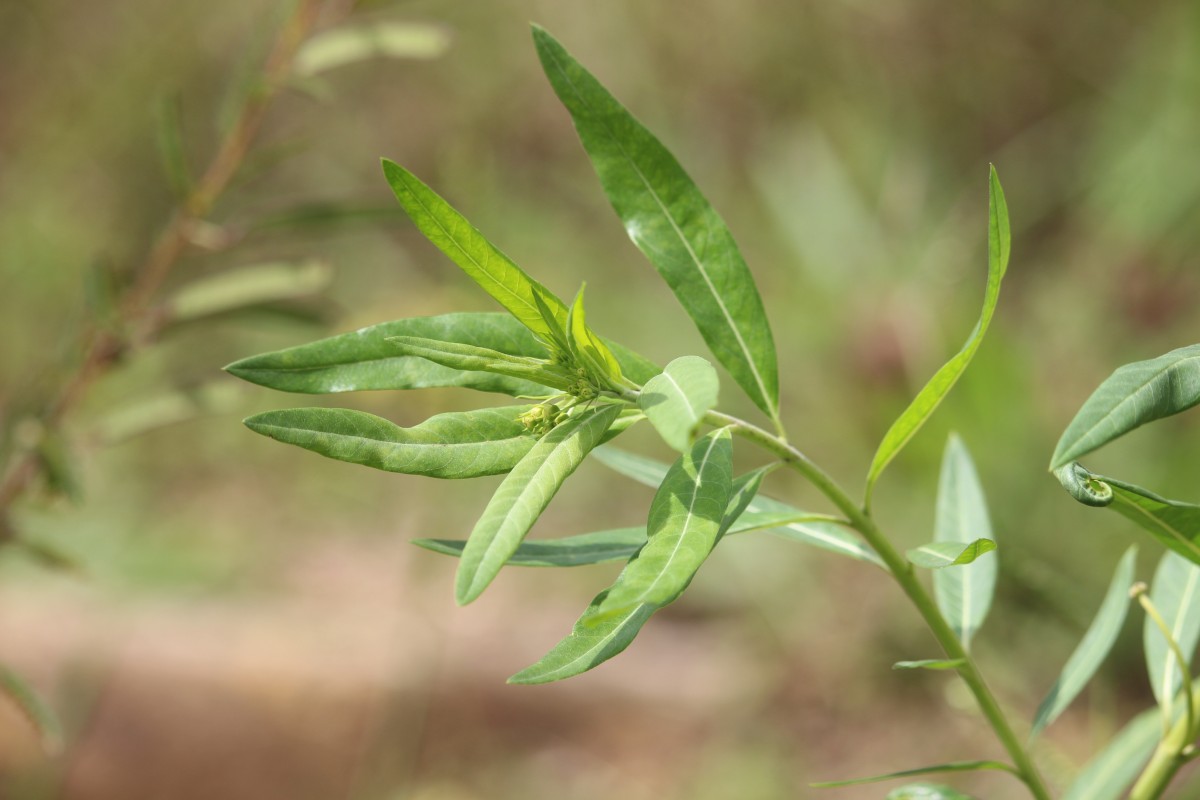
[1130,683,1200,799]
[703,410,1054,800]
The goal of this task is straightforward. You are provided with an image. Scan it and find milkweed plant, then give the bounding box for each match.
[228,25,1200,800]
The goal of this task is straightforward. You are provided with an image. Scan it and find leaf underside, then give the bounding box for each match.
[638,355,719,452]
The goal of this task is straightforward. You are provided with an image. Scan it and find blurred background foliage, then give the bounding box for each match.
[1,0,1199,797]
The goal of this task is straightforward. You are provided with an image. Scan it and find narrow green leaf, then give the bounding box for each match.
[638,356,719,452]
[415,527,646,567]
[886,785,978,800]
[865,166,1010,502]
[456,404,621,604]
[154,94,191,198]
[933,435,997,649]
[566,284,624,388]
[1031,546,1137,738]
[1145,551,1200,707]
[96,381,243,444]
[381,159,570,346]
[0,664,62,755]
[906,539,996,569]
[1051,343,1200,470]
[1061,706,1160,800]
[532,25,779,422]
[592,446,883,566]
[812,760,1015,788]
[167,262,332,324]
[893,659,966,671]
[388,335,577,393]
[245,406,536,479]
[293,21,451,77]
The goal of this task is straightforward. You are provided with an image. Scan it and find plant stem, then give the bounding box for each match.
[703,409,1054,800]
[1130,683,1200,800]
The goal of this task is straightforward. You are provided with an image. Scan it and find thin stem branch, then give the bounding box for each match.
[1131,682,1200,800]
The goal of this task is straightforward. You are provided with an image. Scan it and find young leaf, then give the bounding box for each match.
[0,664,62,755]
[1051,343,1200,470]
[566,284,625,388]
[906,540,995,569]
[811,760,1015,788]
[244,406,537,479]
[388,336,577,393]
[415,527,646,567]
[166,261,332,324]
[456,404,621,604]
[532,25,780,423]
[1144,551,1200,708]
[865,166,1010,503]
[1031,546,1137,738]
[933,435,997,649]
[886,785,978,800]
[1061,706,1160,800]
[893,659,966,671]
[293,21,451,77]
[595,429,734,614]
[381,160,570,346]
[637,356,719,453]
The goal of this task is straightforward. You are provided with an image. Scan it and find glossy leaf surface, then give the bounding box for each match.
[1031,546,1137,737]
[456,404,621,604]
[907,539,995,569]
[933,435,996,648]
[1061,706,1159,800]
[638,356,719,452]
[533,26,779,422]
[244,406,535,479]
[812,761,1013,788]
[381,159,570,345]
[1145,551,1200,708]
[388,335,577,392]
[866,167,1010,501]
[1051,343,1200,469]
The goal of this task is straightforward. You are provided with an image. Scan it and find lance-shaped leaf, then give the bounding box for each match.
[1145,551,1200,708]
[0,664,62,755]
[293,21,451,77]
[416,527,647,567]
[886,785,978,800]
[1031,546,1137,738]
[907,539,996,569]
[865,167,1010,503]
[933,435,997,649]
[566,284,624,388]
[244,406,537,479]
[1051,343,1200,470]
[456,404,621,604]
[638,356,719,452]
[592,446,883,566]
[893,659,966,671]
[381,159,570,346]
[532,26,779,423]
[812,761,1015,788]
[1061,706,1160,800]
[389,336,577,393]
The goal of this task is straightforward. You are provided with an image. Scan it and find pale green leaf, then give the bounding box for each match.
[168,262,332,323]
[388,335,577,393]
[906,539,995,569]
[244,406,536,479]
[886,785,977,800]
[456,404,621,604]
[933,435,997,649]
[892,659,966,671]
[532,25,779,423]
[638,356,719,452]
[1031,546,1137,737]
[566,284,624,388]
[812,760,1014,788]
[1051,343,1200,470]
[381,160,570,346]
[1145,551,1200,707]
[96,381,243,444]
[294,21,451,77]
[865,166,1010,502]
[1061,706,1160,800]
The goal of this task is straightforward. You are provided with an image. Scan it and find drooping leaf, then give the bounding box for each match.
[1051,343,1200,470]
[933,435,997,649]
[415,527,647,567]
[1031,546,1137,738]
[167,261,332,324]
[293,21,451,77]
[1144,551,1200,709]
[532,25,780,423]
[244,406,537,479]
[865,166,1010,503]
[0,664,62,755]
[592,446,883,566]
[638,356,719,452]
[811,760,1014,788]
[907,539,996,569]
[1061,706,1160,800]
[388,335,577,393]
[381,160,570,347]
[886,785,978,800]
[456,404,621,604]
[566,284,625,388]
[892,659,966,671]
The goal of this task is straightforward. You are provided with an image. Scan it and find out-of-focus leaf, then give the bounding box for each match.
[886,785,978,800]
[154,93,191,198]
[892,659,966,671]
[456,404,621,604]
[1144,551,1200,709]
[415,527,646,567]
[35,428,82,504]
[294,21,451,77]
[1031,546,1137,738]
[381,160,570,347]
[1051,343,1200,470]
[865,167,1010,503]
[95,381,243,444]
[166,262,332,324]
[933,435,997,649]
[906,539,996,569]
[245,406,536,479]
[250,203,400,232]
[638,356,719,452]
[532,26,780,424]
[812,761,1013,788]
[0,664,62,755]
[1061,706,1160,800]
[389,335,577,392]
